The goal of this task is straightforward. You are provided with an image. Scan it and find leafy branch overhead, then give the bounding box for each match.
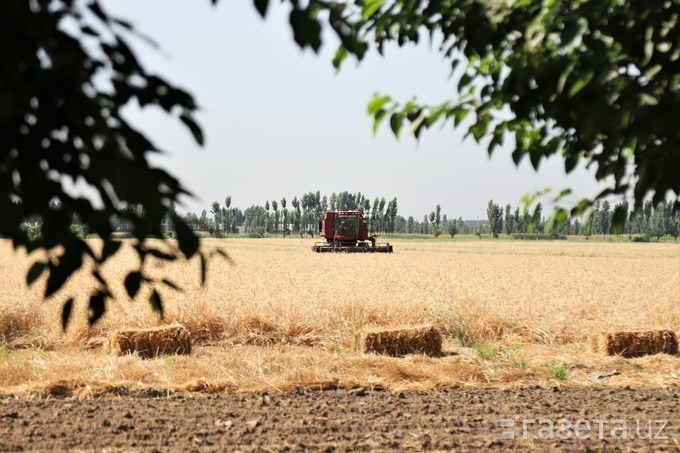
[257,0,679,223]
[1,1,211,326]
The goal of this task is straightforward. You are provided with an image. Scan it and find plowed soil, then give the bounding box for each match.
[1,386,678,451]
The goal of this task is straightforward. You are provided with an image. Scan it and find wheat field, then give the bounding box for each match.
[0,238,678,395]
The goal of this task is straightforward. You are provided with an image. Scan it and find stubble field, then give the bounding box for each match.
[0,238,679,396]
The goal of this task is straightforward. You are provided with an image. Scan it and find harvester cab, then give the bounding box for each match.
[311,210,393,253]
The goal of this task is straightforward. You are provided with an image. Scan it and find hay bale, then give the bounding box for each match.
[362,325,442,357]
[109,324,191,359]
[593,330,679,358]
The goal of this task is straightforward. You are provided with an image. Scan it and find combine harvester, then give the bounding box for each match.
[312,210,393,253]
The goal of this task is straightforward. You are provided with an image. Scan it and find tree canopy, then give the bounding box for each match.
[1,1,213,327]
[1,0,678,324]
[266,0,679,225]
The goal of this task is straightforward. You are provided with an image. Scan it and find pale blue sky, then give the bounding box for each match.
[103,0,606,219]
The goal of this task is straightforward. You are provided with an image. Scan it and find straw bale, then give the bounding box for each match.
[362,325,442,357]
[592,330,678,358]
[109,324,192,359]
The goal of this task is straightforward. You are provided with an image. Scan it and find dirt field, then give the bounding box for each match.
[1,386,678,451]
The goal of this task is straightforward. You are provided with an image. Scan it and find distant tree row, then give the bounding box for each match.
[176,194,680,239]
[22,191,677,240]
[177,191,399,237]
[485,199,680,239]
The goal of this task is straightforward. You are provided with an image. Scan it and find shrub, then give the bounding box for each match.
[248,226,266,238]
[632,234,652,243]
[20,224,42,240]
[69,224,88,237]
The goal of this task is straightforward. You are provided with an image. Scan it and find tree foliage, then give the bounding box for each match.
[257,0,679,221]
[0,1,215,326]
[486,199,503,238]
[447,220,459,238]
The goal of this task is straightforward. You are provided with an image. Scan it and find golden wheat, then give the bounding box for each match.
[0,238,678,394]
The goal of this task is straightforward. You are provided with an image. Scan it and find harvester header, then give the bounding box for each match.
[312,210,393,253]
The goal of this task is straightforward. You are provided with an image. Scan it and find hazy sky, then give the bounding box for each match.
[102,0,607,219]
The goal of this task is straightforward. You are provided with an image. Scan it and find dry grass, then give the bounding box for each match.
[0,238,678,396]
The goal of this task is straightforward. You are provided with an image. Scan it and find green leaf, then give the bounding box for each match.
[161,279,180,291]
[210,248,233,264]
[488,130,504,155]
[570,198,592,217]
[390,112,404,138]
[561,18,588,47]
[639,93,658,106]
[529,147,542,170]
[568,70,594,97]
[124,271,142,299]
[408,109,427,138]
[45,259,78,298]
[180,114,204,146]
[642,26,654,66]
[556,62,575,94]
[611,204,627,234]
[373,109,387,135]
[469,113,491,142]
[200,253,207,285]
[362,0,385,19]
[553,208,568,225]
[26,261,46,286]
[173,215,199,259]
[526,206,542,233]
[367,94,391,115]
[545,208,567,234]
[453,107,470,127]
[622,137,637,161]
[553,188,572,203]
[457,73,473,92]
[254,0,269,18]
[332,45,348,70]
[146,249,175,261]
[564,149,580,173]
[92,270,107,288]
[101,240,122,261]
[424,105,448,127]
[544,136,563,157]
[512,147,527,165]
[149,289,163,318]
[289,8,322,52]
[61,298,74,331]
[88,292,106,325]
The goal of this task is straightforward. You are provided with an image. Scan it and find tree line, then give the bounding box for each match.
[18,192,678,241]
[178,191,399,238]
[483,199,680,239]
[171,193,679,240]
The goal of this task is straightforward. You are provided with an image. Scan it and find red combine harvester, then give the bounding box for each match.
[311,210,393,253]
